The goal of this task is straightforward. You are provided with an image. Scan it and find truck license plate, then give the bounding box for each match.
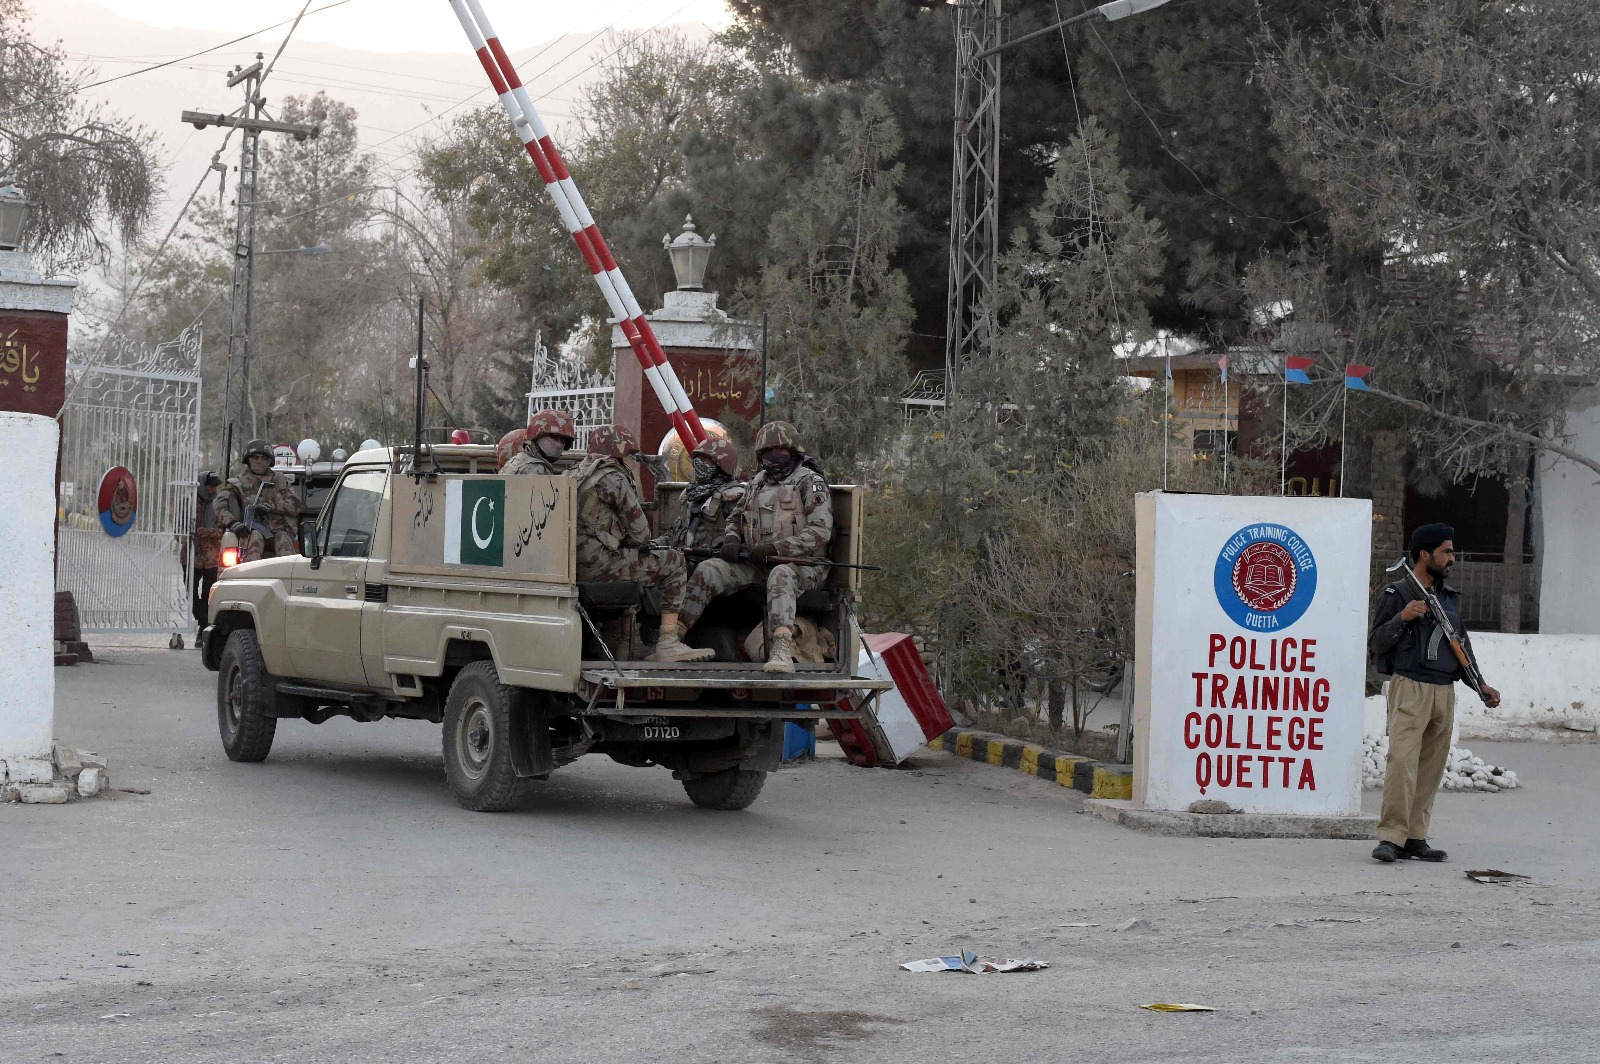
[642,725,680,740]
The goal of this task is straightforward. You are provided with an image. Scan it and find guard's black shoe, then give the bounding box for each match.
[1371,841,1402,863]
[1404,838,1447,862]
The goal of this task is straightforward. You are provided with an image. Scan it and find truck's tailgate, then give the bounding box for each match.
[579,661,893,718]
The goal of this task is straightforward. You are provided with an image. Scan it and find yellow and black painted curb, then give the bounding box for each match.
[928,727,1134,800]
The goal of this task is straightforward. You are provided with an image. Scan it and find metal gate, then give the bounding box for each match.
[58,325,202,633]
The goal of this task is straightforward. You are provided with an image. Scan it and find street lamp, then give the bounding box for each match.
[973,0,1173,60]
[0,177,31,251]
[662,215,715,290]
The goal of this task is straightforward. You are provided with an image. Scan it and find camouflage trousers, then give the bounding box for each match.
[680,559,826,632]
[243,528,296,562]
[577,542,688,614]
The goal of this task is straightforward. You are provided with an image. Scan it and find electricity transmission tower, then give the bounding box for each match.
[182,56,317,468]
[944,0,1003,392]
[944,0,1171,393]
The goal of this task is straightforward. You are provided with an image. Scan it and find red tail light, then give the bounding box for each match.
[220,546,240,568]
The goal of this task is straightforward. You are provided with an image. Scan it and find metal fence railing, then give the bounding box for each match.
[1452,552,1540,632]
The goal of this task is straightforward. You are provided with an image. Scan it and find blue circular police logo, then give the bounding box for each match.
[1213,523,1318,631]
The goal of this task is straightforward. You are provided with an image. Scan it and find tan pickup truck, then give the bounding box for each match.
[200,444,889,812]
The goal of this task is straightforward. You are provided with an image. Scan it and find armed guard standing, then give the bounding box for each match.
[678,422,832,673]
[215,439,300,561]
[657,436,745,553]
[185,471,223,627]
[568,424,715,664]
[503,409,574,476]
[1368,523,1501,864]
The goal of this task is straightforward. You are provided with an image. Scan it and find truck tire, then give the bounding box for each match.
[218,629,278,762]
[682,768,768,811]
[441,661,530,812]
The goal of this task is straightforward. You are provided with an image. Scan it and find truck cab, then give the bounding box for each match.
[201,444,888,812]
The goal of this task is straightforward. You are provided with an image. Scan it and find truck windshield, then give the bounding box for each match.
[323,470,386,558]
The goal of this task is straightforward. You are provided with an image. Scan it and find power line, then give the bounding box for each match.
[3,0,357,116]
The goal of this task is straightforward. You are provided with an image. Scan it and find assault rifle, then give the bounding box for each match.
[237,480,274,544]
[653,544,882,572]
[1385,556,1489,698]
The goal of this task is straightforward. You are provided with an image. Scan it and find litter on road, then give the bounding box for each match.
[1140,1003,1216,1013]
[1465,869,1532,885]
[900,951,1049,974]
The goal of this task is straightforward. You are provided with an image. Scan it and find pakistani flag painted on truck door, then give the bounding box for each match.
[444,479,505,566]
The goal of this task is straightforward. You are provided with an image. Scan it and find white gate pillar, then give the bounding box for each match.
[0,249,77,783]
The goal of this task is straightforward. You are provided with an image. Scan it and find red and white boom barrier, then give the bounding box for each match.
[448,0,707,447]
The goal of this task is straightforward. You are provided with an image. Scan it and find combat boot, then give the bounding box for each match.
[647,614,715,663]
[763,626,796,674]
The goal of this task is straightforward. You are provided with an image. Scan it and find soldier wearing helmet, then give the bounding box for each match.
[214,438,301,561]
[504,408,576,476]
[566,424,714,664]
[495,427,527,471]
[678,421,832,673]
[657,436,745,554]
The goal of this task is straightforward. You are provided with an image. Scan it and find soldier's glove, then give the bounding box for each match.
[717,536,742,563]
[230,522,248,535]
[747,542,778,564]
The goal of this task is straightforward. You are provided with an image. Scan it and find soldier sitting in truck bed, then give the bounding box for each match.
[678,421,832,674]
[568,424,715,664]
[656,435,746,556]
[504,408,574,476]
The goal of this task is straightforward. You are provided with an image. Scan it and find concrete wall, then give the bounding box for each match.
[1537,396,1600,634]
[1363,632,1600,741]
[0,412,58,762]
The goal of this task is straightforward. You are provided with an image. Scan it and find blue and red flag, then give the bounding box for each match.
[1285,356,1314,385]
[1217,355,1229,383]
[1344,363,1371,391]
[1164,355,1172,380]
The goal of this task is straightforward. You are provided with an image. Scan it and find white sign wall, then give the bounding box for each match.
[1133,493,1371,816]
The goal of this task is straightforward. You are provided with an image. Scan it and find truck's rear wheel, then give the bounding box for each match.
[442,661,530,812]
[218,629,278,762]
[682,768,768,810]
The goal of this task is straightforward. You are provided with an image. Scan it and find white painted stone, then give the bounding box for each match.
[18,781,70,804]
[52,740,82,777]
[0,412,58,765]
[6,756,52,784]
[76,766,103,797]
[1134,494,1370,816]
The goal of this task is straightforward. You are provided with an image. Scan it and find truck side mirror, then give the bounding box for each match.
[299,519,320,559]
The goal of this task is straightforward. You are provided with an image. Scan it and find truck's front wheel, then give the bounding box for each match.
[442,661,530,812]
[682,768,768,810]
[217,629,278,762]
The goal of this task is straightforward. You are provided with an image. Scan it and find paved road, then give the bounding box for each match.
[4,643,1599,1062]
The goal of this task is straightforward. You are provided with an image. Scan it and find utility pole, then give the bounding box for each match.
[182,56,318,470]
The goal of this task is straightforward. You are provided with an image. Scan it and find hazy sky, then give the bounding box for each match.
[86,0,731,54]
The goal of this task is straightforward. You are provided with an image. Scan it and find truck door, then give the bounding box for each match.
[285,468,387,686]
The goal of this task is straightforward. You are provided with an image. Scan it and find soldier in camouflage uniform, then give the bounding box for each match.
[495,427,527,470]
[214,439,301,562]
[503,409,574,476]
[656,436,745,554]
[568,424,714,663]
[679,421,832,673]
